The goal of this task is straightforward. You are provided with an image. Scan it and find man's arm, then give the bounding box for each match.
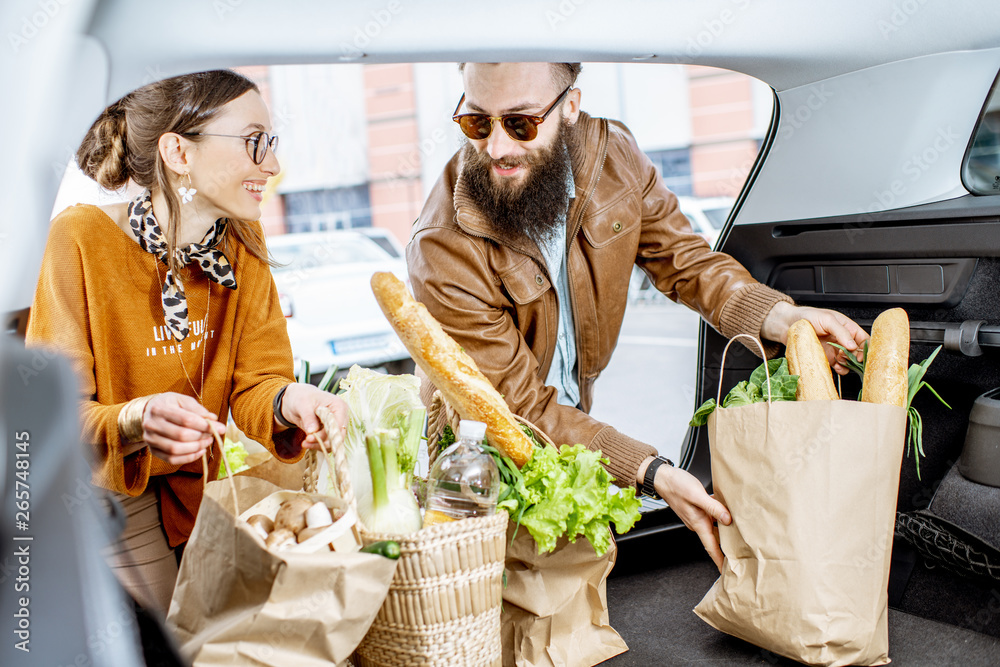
[407,224,656,486]
[621,122,868,363]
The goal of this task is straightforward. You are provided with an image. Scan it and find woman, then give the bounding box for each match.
[26,70,347,616]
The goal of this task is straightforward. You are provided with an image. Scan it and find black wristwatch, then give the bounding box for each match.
[273,385,296,429]
[640,455,674,498]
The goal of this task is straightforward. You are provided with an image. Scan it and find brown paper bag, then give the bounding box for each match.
[501,520,628,667]
[166,476,397,667]
[694,390,907,666]
[234,453,310,492]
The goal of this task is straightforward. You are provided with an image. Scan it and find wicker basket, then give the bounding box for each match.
[309,407,507,667]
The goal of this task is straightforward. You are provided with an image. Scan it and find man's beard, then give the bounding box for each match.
[462,119,575,242]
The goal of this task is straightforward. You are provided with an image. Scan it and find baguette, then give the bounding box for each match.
[370,272,535,467]
[861,308,909,407]
[786,319,839,401]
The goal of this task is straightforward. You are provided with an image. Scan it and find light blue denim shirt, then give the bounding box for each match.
[532,173,579,407]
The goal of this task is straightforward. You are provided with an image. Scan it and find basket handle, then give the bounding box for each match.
[425,389,558,467]
[312,406,359,522]
[512,413,557,449]
[717,334,772,405]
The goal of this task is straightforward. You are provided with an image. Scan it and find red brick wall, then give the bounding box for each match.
[687,66,759,198]
[363,64,422,247]
[236,66,286,236]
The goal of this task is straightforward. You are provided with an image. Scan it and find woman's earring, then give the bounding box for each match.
[178,173,197,205]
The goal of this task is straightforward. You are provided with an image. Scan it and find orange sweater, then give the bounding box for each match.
[26,204,302,546]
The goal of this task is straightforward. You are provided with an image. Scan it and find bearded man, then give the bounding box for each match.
[406,62,867,567]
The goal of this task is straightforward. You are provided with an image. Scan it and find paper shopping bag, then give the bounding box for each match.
[694,396,907,667]
[501,519,628,667]
[166,476,397,667]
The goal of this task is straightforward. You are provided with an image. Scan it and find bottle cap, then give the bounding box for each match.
[458,420,488,442]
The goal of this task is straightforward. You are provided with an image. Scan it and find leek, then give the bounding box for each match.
[830,343,950,479]
[362,428,422,534]
[338,365,426,535]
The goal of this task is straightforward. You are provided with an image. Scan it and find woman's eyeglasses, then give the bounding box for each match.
[452,85,572,142]
[181,131,278,165]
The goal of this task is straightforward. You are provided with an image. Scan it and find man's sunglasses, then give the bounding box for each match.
[452,85,572,142]
[181,130,278,165]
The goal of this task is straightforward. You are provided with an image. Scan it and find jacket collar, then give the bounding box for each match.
[452,112,605,254]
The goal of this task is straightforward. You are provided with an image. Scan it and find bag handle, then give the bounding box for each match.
[202,424,240,515]
[717,334,772,405]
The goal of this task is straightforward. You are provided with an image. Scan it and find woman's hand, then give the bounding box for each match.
[277,383,349,450]
[142,392,226,465]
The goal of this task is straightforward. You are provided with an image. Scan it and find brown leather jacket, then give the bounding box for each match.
[407,112,791,485]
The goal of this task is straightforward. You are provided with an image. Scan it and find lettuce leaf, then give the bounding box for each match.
[217,437,250,479]
[511,444,641,556]
[689,357,799,426]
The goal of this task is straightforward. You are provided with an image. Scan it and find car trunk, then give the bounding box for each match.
[607,197,1000,664]
[683,196,1000,639]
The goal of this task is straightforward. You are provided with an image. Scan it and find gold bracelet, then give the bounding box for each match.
[117,396,151,444]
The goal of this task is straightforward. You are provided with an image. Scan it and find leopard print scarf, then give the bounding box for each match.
[127,190,237,341]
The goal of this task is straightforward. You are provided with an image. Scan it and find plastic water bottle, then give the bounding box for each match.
[423,420,499,527]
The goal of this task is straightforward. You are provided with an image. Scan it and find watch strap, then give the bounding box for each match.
[641,455,674,498]
[273,384,296,429]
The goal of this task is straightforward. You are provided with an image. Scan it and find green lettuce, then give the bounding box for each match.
[492,443,641,556]
[217,437,250,479]
[689,357,799,426]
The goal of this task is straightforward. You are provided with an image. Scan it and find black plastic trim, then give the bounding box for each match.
[960,66,1000,196]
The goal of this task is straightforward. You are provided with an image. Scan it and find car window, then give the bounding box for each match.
[366,236,402,258]
[702,206,730,229]
[963,70,1000,195]
[270,237,388,271]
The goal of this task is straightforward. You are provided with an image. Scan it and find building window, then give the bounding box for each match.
[645,147,693,196]
[283,184,372,234]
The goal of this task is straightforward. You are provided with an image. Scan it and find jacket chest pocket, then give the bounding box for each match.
[500,260,551,305]
[500,260,555,373]
[580,193,641,249]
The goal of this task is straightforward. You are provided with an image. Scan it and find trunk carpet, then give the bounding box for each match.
[602,531,1000,666]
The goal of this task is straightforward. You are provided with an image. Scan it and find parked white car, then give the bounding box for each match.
[630,196,734,303]
[676,196,734,248]
[268,230,412,378]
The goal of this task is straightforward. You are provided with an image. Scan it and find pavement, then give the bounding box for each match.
[589,299,701,464]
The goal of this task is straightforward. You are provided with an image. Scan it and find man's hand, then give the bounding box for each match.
[760,301,869,374]
[142,392,226,465]
[277,383,349,450]
[639,457,732,571]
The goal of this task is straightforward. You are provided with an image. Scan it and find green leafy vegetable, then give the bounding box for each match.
[829,341,868,380]
[317,364,340,393]
[487,443,640,556]
[750,358,800,402]
[905,346,950,480]
[438,424,457,454]
[828,342,950,479]
[689,358,799,426]
[296,359,311,385]
[217,437,251,479]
